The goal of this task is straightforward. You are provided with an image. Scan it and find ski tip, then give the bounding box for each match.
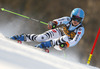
[1,8,5,11]
[45,49,49,53]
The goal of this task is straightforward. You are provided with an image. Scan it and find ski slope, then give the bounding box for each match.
[0,33,99,69]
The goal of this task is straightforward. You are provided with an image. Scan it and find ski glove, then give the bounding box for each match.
[10,34,25,41]
[36,41,52,48]
[48,21,58,29]
[59,42,70,49]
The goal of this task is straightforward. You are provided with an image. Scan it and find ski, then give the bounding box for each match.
[34,45,49,53]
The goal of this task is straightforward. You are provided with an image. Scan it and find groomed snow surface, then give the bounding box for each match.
[0,33,99,69]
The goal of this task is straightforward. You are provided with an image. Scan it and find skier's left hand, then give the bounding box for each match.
[48,21,58,29]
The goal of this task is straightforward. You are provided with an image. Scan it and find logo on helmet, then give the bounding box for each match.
[77,9,81,17]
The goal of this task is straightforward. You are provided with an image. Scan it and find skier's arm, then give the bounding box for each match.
[53,17,71,26]
[48,17,71,29]
[52,27,84,48]
[66,27,84,47]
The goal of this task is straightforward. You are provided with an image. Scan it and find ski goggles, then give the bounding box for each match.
[72,15,82,22]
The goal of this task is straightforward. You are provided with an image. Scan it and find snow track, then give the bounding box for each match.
[0,33,99,69]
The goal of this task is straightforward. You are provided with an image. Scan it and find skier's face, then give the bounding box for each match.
[72,20,80,26]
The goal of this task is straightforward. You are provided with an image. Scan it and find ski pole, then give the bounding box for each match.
[87,27,100,65]
[1,8,48,25]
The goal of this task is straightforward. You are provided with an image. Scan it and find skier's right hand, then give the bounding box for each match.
[10,34,25,41]
[59,42,69,50]
[48,21,58,29]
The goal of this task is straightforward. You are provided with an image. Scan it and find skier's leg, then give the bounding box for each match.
[34,32,70,49]
[25,28,63,42]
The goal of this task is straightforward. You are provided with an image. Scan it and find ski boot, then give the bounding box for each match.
[35,41,52,53]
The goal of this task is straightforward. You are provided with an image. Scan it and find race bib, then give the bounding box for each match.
[63,26,76,39]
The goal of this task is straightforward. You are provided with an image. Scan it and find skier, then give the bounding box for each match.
[11,8,85,50]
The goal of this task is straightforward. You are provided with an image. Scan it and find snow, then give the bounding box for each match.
[0,33,99,69]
